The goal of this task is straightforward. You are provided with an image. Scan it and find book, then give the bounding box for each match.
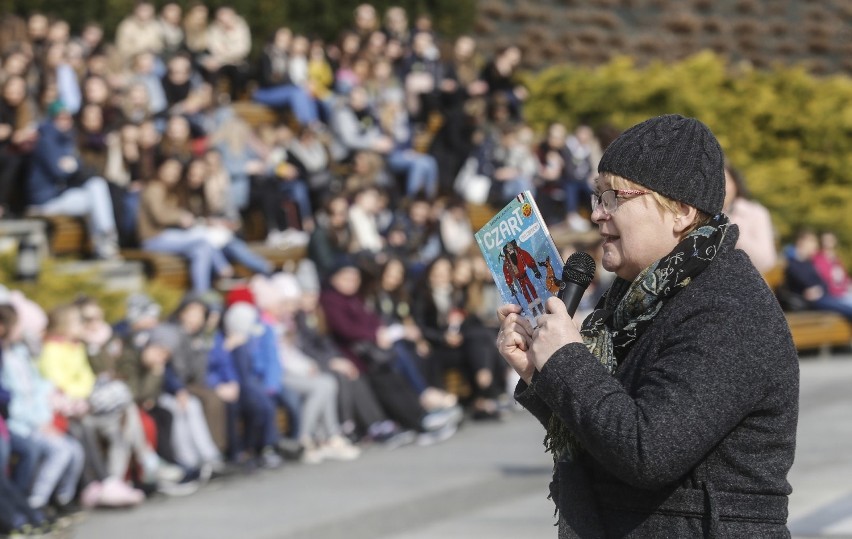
[474,191,564,325]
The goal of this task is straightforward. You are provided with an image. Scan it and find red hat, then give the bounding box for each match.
[224,285,255,308]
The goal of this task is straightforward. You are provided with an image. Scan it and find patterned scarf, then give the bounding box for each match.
[543,214,732,463]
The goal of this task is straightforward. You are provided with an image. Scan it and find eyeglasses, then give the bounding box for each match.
[590,189,649,214]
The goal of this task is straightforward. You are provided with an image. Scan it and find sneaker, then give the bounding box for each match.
[300,447,325,465]
[382,429,417,450]
[320,435,361,461]
[157,479,200,497]
[260,447,283,469]
[416,421,459,446]
[421,405,464,432]
[98,478,145,507]
[156,461,186,484]
[276,438,305,461]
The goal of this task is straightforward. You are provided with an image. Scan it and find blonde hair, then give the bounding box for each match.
[603,173,712,237]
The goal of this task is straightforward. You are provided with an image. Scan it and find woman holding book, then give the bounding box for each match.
[496,114,798,537]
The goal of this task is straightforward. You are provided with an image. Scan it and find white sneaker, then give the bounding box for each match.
[320,436,361,461]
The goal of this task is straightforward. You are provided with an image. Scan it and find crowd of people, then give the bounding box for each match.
[0,1,604,294]
[0,2,611,535]
[0,0,850,536]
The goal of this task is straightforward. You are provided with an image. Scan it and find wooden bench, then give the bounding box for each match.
[763,263,852,355]
[40,215,92,257]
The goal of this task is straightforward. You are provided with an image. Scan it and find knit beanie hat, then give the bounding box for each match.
[597,114,725,215]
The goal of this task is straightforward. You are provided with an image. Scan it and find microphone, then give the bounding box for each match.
[557,252,596,317]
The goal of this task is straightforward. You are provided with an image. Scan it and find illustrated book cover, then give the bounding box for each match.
[474,191,564,324]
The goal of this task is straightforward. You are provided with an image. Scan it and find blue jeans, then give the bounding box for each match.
[252,85,319,125]
[278,180,313,223]
[26,432,85,508]
[33,177,117,255]
[392,341,429,395]
[386,150,439,199]
[563,178,594,214]
[222,239,272,275]
[500,176,535,203]
[9,432,42,494]
[812,295,852,321]
[143,229,225,293]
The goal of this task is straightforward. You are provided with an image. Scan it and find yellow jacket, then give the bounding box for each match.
[38,339,96,399]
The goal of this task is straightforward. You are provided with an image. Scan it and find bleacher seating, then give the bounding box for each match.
[763,263,852,355]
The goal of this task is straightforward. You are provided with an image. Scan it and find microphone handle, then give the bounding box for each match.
[558,283,585,318]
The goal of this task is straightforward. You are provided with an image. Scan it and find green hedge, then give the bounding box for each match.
[522,51,852,267]
[0,253,182,323]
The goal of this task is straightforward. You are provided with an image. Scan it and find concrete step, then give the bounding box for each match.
[54,258,146,293]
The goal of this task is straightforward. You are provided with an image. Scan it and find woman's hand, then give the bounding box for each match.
[496,303,535,384]
[529,297,583,371]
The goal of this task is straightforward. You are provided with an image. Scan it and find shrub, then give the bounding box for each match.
[522,51,852,266]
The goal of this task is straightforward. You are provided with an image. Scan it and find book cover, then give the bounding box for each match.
[474,191,564,325]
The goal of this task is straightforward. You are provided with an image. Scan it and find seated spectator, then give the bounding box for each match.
[0,304,85,515]
[723,162,777,273]
[308,193,359,280]
[813,231,852,301]
[347,185,386,256]
[137,157,231,293]
[292,261,401,443]
[209,114,267,213]
[158,2,185,60]
[128,51,168,118]
[183,156,274,276]
[320,257,463,445]
[385,196,442,274]
[412,256,506,419]
[475,123,536,206]
[0,75,39,217]
[115,1,164,66]
[167,294,228,454]
[25,101,120,259]
[201,6,251,101]
[784,229,852,320]
[252,27,319,127]
[331,85,394,163]
[207,302,284,469]
[534,122,570,225]
[0,415,49,535]
[161,53,211,132]
[365,257,457,411]
[37,304,147,507]
[254,273,360,463]
[480,45,526,121]
[438,197,474,257]
[116,323,222,476]
[288,124,334,208]
[255,125,315,240]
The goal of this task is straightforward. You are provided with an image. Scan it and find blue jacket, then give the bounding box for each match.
[206,324,283,395]
[26,120,79,206]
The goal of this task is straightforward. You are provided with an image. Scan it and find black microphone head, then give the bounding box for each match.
[562,251,596,288]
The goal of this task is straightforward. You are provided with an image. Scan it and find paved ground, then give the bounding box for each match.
[71,355,852,539]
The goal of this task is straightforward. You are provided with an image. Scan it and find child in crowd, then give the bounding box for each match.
[0,304,85,515]
[207,301,285,469]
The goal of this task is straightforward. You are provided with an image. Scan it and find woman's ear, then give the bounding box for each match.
[673,202,699,235]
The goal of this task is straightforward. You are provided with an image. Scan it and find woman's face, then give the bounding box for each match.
[159,159,183,186]
[186,160,207,188]
[80,105,103,132]
[330,267,361,296]
[381,259,405,291]
[592,175,681,282]
[429,259,453,289]
[179,302,207,334]
[166,116,190,141]
[2,77,26,106]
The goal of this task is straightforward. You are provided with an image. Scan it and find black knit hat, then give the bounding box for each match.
[597,114,725,215]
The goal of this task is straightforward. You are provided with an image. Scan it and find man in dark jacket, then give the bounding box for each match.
[498,114,798,537]
[25,101,120,259]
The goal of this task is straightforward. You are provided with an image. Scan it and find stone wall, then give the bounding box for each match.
[471,0,852,74]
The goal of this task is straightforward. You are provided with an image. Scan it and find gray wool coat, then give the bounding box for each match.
[516,229,799,538]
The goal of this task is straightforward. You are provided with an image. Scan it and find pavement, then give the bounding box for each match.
[70,355,852,539]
